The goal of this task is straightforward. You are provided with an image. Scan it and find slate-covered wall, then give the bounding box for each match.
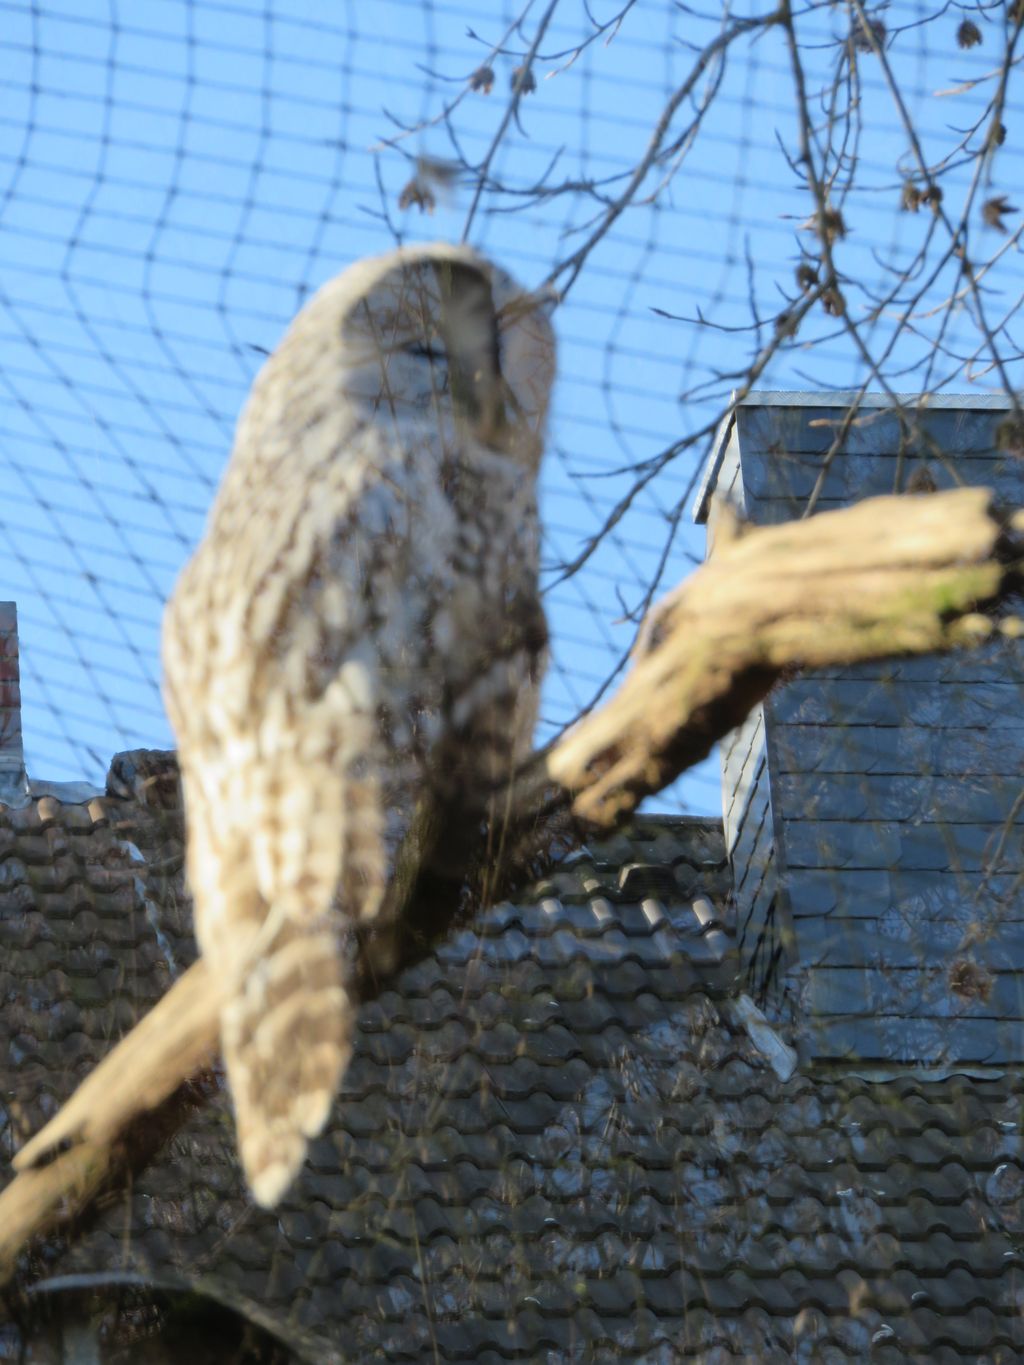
[704,420,787,1008]
[701,395,1024,1065]
[722,703,786,1009]
[0,603,24,802]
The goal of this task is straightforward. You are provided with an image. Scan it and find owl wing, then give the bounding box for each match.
[163,428,455,1207]
[221,682,386,1209]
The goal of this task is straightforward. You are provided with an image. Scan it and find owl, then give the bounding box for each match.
[162,244,555,1207]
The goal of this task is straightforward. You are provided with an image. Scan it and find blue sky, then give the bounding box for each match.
[0,0,1020,814]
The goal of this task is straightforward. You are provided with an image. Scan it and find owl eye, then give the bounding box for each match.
[403,341,447,362]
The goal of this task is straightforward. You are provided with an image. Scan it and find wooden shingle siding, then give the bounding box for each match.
[741,450,1021,499]
[802,920,1024,970]
[787,650,1024,684]
[733,790,773,934]
[718,703,788,1004]
[740,400,1007,458]
[811,1013,1023,1066]
[782,817,1024,872]
[787,867,1022,920]
[733,403,1019,525]
[708,422,787,1003]
[698,394,1024,1063]
[772,674,1024,729]
[806,963,1024,1016]
[721,705,766,856]
[776,772,1020,823]
[774,721,1024,775]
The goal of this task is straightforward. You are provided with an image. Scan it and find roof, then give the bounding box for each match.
[2,752,1024,1361]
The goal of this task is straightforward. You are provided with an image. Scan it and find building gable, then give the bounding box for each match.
[698,393,1024,1066]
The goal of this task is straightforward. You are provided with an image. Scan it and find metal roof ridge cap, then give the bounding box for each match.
[27,778,106,804]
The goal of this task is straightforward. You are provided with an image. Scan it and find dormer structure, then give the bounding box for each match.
[695,392,1023,1067]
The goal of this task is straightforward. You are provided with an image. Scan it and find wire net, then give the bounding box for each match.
[1,0,1022,815]
[5,7,1024,1348]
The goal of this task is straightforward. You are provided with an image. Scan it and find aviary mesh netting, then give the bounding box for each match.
[1,0,1022,812]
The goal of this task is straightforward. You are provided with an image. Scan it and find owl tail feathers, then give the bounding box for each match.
[221,916,352,1209]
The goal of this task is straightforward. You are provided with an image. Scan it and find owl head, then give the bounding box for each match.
[285,243,556,467]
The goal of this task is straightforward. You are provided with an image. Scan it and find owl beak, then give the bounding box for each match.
[434,261,505,440]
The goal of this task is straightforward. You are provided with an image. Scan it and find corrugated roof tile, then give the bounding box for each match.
[3,776,1023,1359]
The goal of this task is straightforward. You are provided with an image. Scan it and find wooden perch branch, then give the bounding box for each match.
[549,487,1021,824]
[2,486,1021,1279]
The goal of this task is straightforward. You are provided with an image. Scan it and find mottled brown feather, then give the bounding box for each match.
[162,243,554,1206]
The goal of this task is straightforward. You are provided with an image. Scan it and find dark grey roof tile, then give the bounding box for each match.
[885,1195,989,1243]
[7,790,1024,1360]
[930,1302,1016,1352]
[572,1273,632,1317]
[782,1230,848,1275]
